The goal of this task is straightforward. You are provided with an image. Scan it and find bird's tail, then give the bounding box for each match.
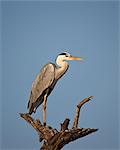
[27,91,35,115]
[27,91,32,109]
[28,104,35,115]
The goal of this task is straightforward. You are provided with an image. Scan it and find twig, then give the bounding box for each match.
[72,96,93,129]
[60,118,70,131]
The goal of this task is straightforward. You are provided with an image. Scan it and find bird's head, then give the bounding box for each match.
[56,52,83,62]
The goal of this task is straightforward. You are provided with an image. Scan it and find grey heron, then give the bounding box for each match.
[27,52,83,126]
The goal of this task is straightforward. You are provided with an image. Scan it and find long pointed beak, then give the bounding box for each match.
[69,55,84,61]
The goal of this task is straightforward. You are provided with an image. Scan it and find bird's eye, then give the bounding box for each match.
[66,55,69,57]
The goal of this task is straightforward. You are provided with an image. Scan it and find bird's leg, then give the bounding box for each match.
[43,94,47,126]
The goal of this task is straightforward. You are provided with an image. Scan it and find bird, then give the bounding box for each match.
[27,52,83,126]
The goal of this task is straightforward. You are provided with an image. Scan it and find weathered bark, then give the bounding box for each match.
[72,96,93,128]
[20,96,98,150]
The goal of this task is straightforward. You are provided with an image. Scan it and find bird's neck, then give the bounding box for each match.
[55,59,69,80]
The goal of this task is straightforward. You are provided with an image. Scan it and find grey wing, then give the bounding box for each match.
[27,63,55,110]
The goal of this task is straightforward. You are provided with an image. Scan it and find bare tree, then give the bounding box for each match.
[20,96,98,150]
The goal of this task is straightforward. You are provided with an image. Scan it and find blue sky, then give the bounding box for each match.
[1,1,119,150]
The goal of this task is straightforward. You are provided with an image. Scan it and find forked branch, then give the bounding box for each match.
[20,96,98,150]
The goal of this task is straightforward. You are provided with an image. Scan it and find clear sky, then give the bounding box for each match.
[1,1,119,150]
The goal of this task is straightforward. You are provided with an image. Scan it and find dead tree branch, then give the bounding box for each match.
[72,96,93,128]
[20,96,98,150]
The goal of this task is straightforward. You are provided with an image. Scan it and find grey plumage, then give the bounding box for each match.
[28,63,56,114]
